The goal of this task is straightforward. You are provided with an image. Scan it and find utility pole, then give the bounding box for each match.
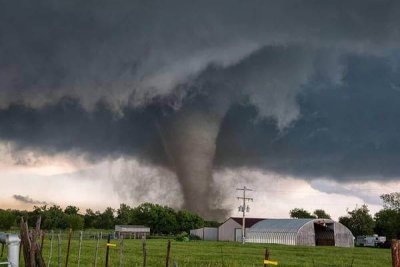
[237,186,253,244]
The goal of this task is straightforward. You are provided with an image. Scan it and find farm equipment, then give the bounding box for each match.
[355,235,386,247]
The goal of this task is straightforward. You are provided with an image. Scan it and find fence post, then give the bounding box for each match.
[0,233,20,267]
[77,231,83,267]
[105,234,111,267]
[40,231,45,256]
[57,232,62,267]
[165,240,171,267]
[392,240,400,267]
[264,248,269,267]
[48,230,54,267]
[142,239,147,267]
[94,233,100,267]
[65,228,72,267]
[119,236,124,267]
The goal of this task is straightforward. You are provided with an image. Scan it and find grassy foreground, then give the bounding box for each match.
[1,239,392,266]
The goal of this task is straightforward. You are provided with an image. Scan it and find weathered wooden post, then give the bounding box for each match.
[65,228,72,267]
[119,236,124,267]
[264,248,269,267]
[57,232,62,267]
[40,231,45,256]
[19,217,46,267]
[392,240,400,267]
[165,240,171,267]
[263,248,278,266]
[48,230,54,267]
[142,238,147,267]
[94,233,100,267]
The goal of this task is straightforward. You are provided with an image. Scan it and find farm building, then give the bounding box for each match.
[218,217,265,241]
[246,218,354,247]
[115,225,150,239]
[190,227,218,241]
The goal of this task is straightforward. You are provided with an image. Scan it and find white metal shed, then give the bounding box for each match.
[190,227,218,241]
[246,218,354,247]
[115,225,150,239]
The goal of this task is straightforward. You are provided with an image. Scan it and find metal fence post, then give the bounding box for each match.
[0,233,21,267]
[105,234,111,267]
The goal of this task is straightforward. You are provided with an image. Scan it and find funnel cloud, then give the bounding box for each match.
[1,1,400,218]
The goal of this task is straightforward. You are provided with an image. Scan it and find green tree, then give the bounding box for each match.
[64,206,80,215]
[116,203,133,225]
[43,205,67,229]
[176,210,204,233]
[65,214,84,230]
[289,208,316,219]
[204,221,221,227]
[374,209,400,239]
[97,207,115,229]
[339,204,375,237]
[373,192,400,239]
[29,205,48,227]
[380,192,400,210]
[83,209,98,228]
[132,203,179,234]
[0,209,16,230]
[313,209,331,219]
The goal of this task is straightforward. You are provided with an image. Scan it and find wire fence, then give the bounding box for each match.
[35,230,231,267]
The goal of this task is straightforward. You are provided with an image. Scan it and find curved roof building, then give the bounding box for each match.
[246,218,354,247]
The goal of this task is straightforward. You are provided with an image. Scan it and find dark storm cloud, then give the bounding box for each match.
[0,98,166,164]
[1,0,400,217]
[216,55,400,181]
[0,0,399,111]
[13,194,51,205]
[1,54,400,181]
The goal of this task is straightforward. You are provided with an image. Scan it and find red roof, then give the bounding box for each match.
[230,217,265,228]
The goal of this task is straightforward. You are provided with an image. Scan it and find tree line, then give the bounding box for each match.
[289,192,400,239]
[1,192,399,239]
[0,202,215,235]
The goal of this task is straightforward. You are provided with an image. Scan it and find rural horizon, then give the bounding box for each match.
[1,1,400,266]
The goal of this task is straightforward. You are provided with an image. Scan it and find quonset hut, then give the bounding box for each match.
[246,218,354,247]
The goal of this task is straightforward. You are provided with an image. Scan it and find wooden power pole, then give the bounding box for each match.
[236,186,253,244]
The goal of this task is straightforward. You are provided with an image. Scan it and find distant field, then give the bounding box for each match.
[1,238,392,266]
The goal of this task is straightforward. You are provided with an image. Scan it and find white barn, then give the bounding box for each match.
[246,218,354,247]
[218,217,265,241]
[190,227,218,241]
[115,225,150,239]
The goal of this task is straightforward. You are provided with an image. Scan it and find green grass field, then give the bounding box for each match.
[1,239,392,266]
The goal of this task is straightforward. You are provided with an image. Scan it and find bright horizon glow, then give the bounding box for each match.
[0,145,394,221]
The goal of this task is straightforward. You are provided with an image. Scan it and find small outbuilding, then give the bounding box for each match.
[190,227,218,241]
[218,217,265,241]
[115,225,150,239]
[246,218,354,247]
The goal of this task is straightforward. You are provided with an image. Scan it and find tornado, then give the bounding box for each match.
[159,106,228,219]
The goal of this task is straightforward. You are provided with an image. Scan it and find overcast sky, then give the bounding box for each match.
[1,0,400,220]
